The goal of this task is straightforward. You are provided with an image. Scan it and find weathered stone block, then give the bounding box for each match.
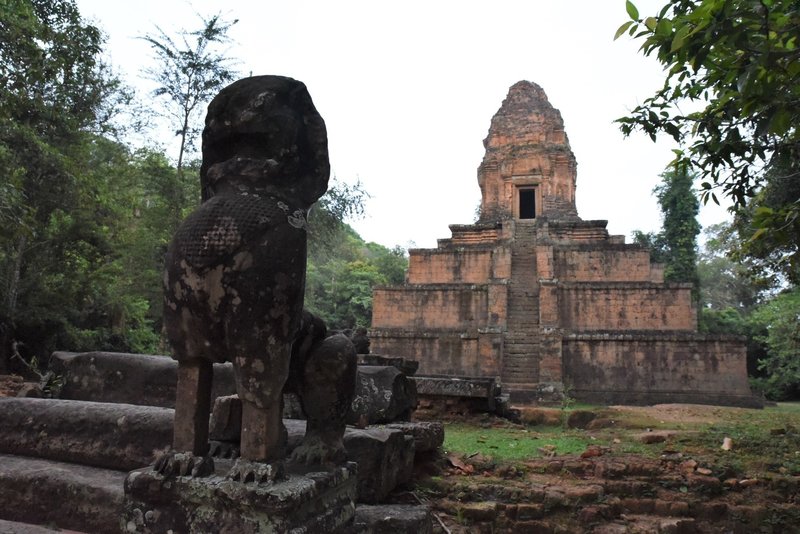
[123,461,357,533]
[209,394,242,442]
[0,398,172,471]
[384,421,444,454]
[0,454,124,533]
[350,365,417,424]
[51,351,235,408]
[345,428,415,504]
[357,354,419,376]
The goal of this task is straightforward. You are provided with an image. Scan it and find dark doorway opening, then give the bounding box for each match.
[519,189,536,219]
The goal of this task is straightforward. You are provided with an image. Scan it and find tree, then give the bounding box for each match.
[0,0,128,369]
[616,0,800,270]
[140,13,238,190]
[656,162,700,285]
[749,287,800,399]
[633,162,700,286]
[730,152,800,285]
[697,222,766,313]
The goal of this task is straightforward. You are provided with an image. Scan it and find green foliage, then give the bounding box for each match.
[749,288,800,400]
[633,162,700,286]
[0,0,397,367]
[730,153,800,285]
[140,13,239,175]
[304,179,407,330]
[617,0,800,271]
[697,222,768,313]
[656,163,700,284]
[0,0,139,366]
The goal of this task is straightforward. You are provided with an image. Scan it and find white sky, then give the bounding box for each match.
[76,0,730,250]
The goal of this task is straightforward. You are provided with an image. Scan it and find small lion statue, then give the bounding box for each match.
[158,75,356,479]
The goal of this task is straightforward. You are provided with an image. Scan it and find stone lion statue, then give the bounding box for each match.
[159,75,356,479]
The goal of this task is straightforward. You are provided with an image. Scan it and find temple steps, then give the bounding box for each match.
[0,392,439,533]
[0,454,123,534]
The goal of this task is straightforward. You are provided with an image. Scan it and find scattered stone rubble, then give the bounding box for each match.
[424,454,800,533]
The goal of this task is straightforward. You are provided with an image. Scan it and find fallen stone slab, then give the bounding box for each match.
[350,504,433,534]
[357,354,419,376]
[0,454,124,534]
[0,398,172,471]
[53,352,417,424]
[384,421,444,454]
[50,351,235,408]
[412,375,498,412]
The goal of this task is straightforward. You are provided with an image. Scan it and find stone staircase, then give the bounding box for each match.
[502,221,541,400]
[0,353,441,533]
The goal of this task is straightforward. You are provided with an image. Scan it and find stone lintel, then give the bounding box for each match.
[123,461,357,533]
[411,375,497,399]
[357,354,419,376]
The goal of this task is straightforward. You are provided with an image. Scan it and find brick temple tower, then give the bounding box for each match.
[370,81,757,406]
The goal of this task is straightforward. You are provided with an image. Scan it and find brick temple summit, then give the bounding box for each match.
[370,81,759,407]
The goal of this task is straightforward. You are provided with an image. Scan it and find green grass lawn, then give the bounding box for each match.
[441,403,800,476]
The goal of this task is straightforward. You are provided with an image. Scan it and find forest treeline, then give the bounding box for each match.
[0,0,406,374]
[1,0,797,401]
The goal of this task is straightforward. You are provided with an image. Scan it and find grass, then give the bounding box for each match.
[443,423,595,461]
[442,403,800,476]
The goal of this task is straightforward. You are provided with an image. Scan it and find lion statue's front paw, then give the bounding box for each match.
[153,451,215,478]
[227,458,286,484]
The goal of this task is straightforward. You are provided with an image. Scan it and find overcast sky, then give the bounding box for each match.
[76,0,730,249]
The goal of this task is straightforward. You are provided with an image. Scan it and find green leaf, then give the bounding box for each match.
[614,21,634,40]
[644,17,657,31]
[655,18,673,38]
[671,25,691,52]
[626,0,639,20]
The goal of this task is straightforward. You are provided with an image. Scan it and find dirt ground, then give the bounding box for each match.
[610,403,754,425]
[0,374,24,397]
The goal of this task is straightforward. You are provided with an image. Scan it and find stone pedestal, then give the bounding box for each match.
[123,460,357,533]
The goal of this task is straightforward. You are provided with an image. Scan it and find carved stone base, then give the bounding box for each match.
[122,460,357,533]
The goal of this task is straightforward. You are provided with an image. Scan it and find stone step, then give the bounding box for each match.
[0,398,172,471]
[0,454,124,534]
[0,397,441,505]
[0,453,434,534]
[0,519,88,534]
